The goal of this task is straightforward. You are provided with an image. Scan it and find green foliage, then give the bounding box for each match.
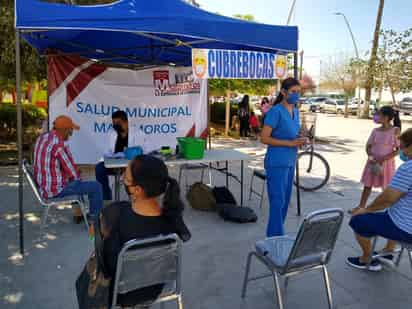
[209,79,275,97]
[0,0,46,90]
[0,103,46,136]
[210,102,239,124]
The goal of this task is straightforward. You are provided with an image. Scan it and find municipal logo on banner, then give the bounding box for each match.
[192,48,286,80]
[153,70,201,96]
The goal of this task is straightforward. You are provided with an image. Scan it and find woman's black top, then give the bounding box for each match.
[99,201,189,306]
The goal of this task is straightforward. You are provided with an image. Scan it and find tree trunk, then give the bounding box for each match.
[362,0,385,118]
[225,91,231,136]
[12,90,16,104]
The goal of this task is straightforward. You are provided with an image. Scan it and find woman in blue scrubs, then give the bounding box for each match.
[261,78,306,237]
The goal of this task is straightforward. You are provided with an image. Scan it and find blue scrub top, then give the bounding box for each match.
[264,104,301,168]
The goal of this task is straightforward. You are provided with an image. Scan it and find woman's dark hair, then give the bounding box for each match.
[129,155,191,241]
[129,155,184,217]
[112,110,128,121]
[239,95,250,109]
[273,77,300,105]
[379,106,401,130]
[400,128,412,148]
[261,97,269,104]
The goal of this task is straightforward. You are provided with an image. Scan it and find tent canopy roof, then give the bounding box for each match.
[16,0,298,66]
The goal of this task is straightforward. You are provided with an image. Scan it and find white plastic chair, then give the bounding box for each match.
[111,234,183,309]
[22,159,89,230]
[242,208,344,309]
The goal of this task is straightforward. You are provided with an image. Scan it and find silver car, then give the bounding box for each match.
[396,97,412,115]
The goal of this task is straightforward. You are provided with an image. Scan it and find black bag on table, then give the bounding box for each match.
[217,203,258,223]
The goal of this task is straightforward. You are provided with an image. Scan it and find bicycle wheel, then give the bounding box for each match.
[294,151,330,191]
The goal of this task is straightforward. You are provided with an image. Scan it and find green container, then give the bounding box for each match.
[177,137,205,159]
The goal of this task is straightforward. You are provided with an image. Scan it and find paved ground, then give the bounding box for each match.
[1,113,412,309]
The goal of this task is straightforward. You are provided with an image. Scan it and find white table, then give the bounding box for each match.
[104,149,252,204]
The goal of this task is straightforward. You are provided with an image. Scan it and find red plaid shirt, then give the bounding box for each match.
[33,130,80,199]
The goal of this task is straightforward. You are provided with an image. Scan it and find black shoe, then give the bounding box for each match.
[346,257,382,271]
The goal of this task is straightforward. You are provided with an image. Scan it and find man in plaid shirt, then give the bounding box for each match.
[33,115,103,225]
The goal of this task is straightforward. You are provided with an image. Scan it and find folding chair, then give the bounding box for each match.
[368,237,412,271]
[22,159,89,230]
[111,234,183,309]
[248,169,267,209]
[242,208,344,309]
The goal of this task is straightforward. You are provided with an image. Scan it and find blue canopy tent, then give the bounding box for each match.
[15,0,298,254]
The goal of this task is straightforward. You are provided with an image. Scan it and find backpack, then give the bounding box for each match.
[216,204,258,223]
[186,183,217,211]
[212,186,237,205]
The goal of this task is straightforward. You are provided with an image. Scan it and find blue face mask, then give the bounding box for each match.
[400,150,409,162]
[287,92,300,105]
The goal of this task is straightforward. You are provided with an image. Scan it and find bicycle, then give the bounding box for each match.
[294,125,330,191]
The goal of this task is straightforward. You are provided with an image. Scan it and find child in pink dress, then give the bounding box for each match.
[350,106,401,213]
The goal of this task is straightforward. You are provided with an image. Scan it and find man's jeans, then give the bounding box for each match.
[57,180,103,220]
[95,161,116,201]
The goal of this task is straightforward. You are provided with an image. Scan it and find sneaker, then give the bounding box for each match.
[346,257,382,271]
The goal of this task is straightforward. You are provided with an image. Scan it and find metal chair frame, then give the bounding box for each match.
[241,208,344,309]
[367,237,412,271]
[178,163,212,190]
[111,234,183,309]
[248,169,267,209]
[22,159,89,230]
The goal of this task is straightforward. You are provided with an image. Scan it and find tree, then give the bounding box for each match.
[376,28,412,104]
[320,57,358,116]
[363,0,385,118]
[300,74,316,95]
[0,0,47,102]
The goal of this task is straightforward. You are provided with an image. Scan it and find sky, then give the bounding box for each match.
[197,0,412,81]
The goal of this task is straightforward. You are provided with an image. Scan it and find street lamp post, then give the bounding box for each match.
[335,12,361,116]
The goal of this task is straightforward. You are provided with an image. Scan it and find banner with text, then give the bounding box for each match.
[48,55,208,164]
[192,48,287,80]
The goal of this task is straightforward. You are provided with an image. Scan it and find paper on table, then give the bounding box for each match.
[104,152,126,159]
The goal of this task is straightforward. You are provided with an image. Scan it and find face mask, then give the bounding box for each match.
[400,150,409,162]
[113,124,123,133]
[373,114,380,124]
[287,92,300,105]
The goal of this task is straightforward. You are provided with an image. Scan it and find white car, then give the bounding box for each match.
[320,99,346,114]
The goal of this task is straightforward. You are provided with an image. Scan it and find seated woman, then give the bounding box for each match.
[99,155,191,307]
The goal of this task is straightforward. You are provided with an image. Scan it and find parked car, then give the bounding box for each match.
[396,97,412,115]
[320,99,346,114]
[348,100,377,116]
[308,97,328,112]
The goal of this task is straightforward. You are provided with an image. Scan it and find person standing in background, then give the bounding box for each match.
[238,95,250,138]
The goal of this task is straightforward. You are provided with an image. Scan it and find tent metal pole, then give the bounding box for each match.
[207,79,212,150]
[15,29,25,256]
[293,52,299,80]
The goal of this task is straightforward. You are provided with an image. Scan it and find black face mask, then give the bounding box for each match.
[113,124,123,134]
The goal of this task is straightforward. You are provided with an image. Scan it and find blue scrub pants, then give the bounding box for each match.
[265,166,295,237]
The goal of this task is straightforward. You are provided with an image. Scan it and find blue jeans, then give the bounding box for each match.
[265,166,295,237]
[57,180,103,219]
[95,161,116,200]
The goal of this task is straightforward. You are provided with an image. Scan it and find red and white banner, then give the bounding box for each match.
[48,55,208,164]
